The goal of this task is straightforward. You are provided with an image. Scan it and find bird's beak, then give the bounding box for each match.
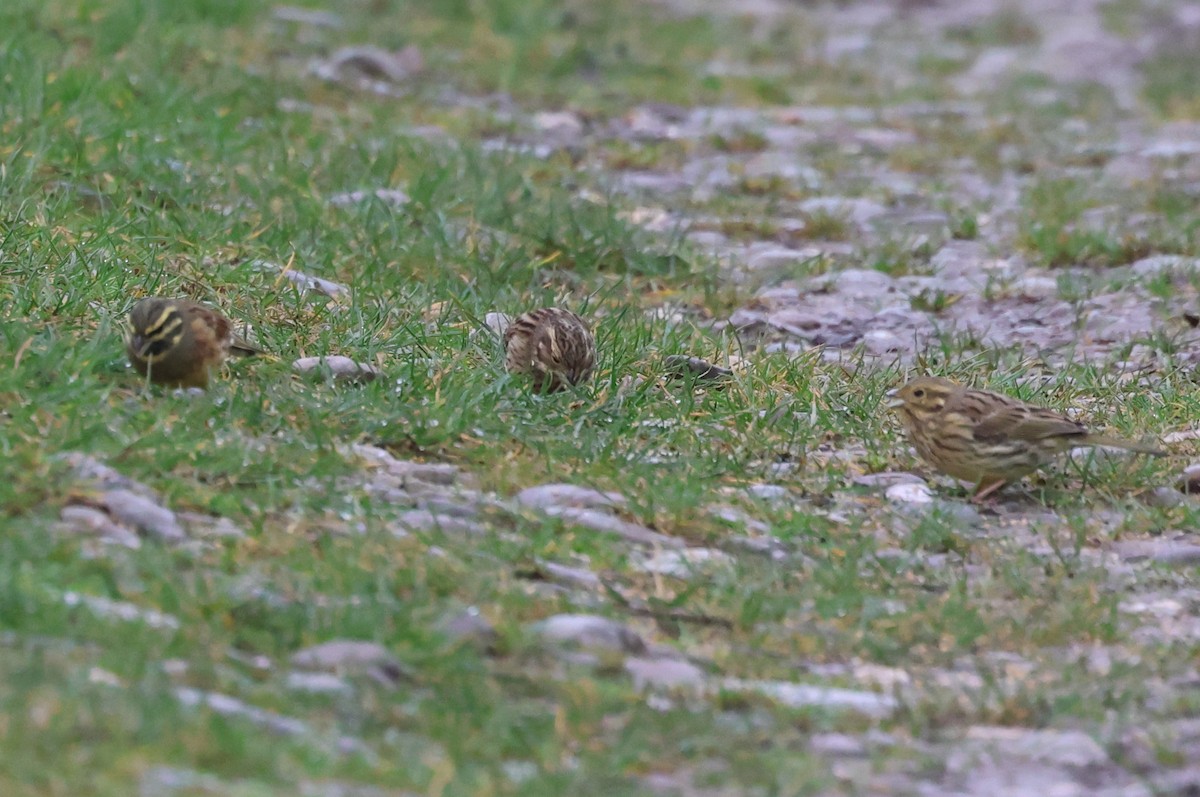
[885,388,904,409]
[130,334,148,356]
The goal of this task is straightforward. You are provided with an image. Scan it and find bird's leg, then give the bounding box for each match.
[971,478,1007,503]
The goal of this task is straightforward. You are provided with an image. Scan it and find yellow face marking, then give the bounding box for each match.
[139,330,184,362]
[131,307,185,362]
[143,306,182,337]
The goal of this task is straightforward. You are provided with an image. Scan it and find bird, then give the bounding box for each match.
[886,376,1164,501]
[125,297,260,389]
[503,307,595,393]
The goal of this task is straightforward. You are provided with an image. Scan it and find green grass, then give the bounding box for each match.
[1015,175,1200,267]
[3,0,1200,794]
[945,8,1041,48]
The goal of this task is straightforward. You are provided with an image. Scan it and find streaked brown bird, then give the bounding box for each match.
[887,376,1164,501]
[503,307,595,394]
[125,297,260,389]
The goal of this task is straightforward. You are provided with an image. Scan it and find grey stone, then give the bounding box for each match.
[624,656,706,690]
[272,6,344,28]
[1141,140,1200,159]
[721,678,897,718]
[745,246,821,272]
[393,510,483,535]
[938,725,1151,795]
[316,45,423,84]
[413,495,482,517]
[532,110,584,136]
[176,511,246,539]
[59,452,150,495]
[885,482,935,505]
[547,507,684,548]
[962,726,1110,768]
[295,781,401,797]
[1150,768,1200,794]
[861,329,906,355]
[350,445,460,485]
[439,609,499,652]
[292,356,380,384]
[830,267,895,297]
[1112,540,1200,566]
[1180,463,1200,494]
[743,152,823,187]
[1130,255,1200,277]
[291,640,397,672]
[139,766,229,797]
[327,188,410,208]
[1012,275,1059,300]
[285,672,353,695]
[532,614,646,655]
[721,534,788,559]
[176,687,311,736]
[853,472,927,489]
[798,197,887,228]
[61,591,179,630]
[57,505,141,548]
[515,483,626,511]
[640,548,734,578]
[100,489,185,542]
[742,484,790,502]
[536,561,602,588]
[809,733,869,757]
[1162,429,1200,446]
[706,504,770,534]
[1142,487,1185,509]
[662,355,734,383]
[483,312,512,339]
[254,260,350,300]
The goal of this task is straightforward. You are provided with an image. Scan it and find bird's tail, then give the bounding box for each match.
[1083,434,1166,457]
[230,336,264,358]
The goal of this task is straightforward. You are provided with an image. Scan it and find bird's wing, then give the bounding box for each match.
[974,405,1086,443]
[195,305,263,357]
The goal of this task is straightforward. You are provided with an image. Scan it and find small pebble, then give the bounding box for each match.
[885,482,935,505]
[254,260,350,300]
[314,44,423,84]
[1179,463,1200,494]
[285,672,353,695]
[57,505,141,548]
[271,6,344,27]
[640,548,734,578]
[662,355,733,383]
[515,483,625,511]
[1162,429,1200,444]
[624,656,706,691]
[742,484,790,502]
[99,489,186,542]
[328,188,410,208]
[291,640,396,672]
[292,356,379,384]
[532,614,646,655]
[1142,486,1185,509]
[547,507,684,548]
[439,609,499,653]
[483,312,512,339]
[853,472,927,489]
[393,510,484,535]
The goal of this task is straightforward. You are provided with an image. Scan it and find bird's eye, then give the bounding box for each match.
[912,389,924,398]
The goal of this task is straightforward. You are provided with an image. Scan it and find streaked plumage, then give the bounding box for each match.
[503,307,595,394]
[126,297,259,388]
[887,376,1164,500]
